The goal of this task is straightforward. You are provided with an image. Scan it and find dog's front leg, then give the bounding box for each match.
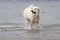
[29,21,33,29]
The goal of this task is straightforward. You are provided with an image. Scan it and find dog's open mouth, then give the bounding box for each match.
[31,10,36,14]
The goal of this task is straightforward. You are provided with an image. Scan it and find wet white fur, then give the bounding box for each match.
[23,4,40,29]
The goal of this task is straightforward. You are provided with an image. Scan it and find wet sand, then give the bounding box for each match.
[0,24,60,40]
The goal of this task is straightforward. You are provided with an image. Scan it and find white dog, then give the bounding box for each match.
[23,4,40,29]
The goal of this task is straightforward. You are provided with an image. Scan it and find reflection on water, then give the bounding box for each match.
[0,24,60,40]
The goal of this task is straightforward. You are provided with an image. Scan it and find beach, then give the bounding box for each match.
[0,0,60,40]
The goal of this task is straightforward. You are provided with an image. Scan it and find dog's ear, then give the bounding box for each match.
[31,10,36,14]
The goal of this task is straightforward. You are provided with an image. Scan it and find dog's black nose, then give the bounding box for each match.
[31,10,36,14]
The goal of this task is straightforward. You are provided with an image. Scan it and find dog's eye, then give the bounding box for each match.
[34,8,36,10]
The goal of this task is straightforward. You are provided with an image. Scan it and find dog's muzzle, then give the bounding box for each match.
[31,10,36,14]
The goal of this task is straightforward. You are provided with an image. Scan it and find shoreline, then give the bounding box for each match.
[0,23,60,31]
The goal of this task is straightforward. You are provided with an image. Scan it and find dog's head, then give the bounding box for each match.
[31,6,40,14]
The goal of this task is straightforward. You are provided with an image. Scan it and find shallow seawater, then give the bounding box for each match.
[0,1,60,24]
[0,1,60,40]
[0,24,60,40]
